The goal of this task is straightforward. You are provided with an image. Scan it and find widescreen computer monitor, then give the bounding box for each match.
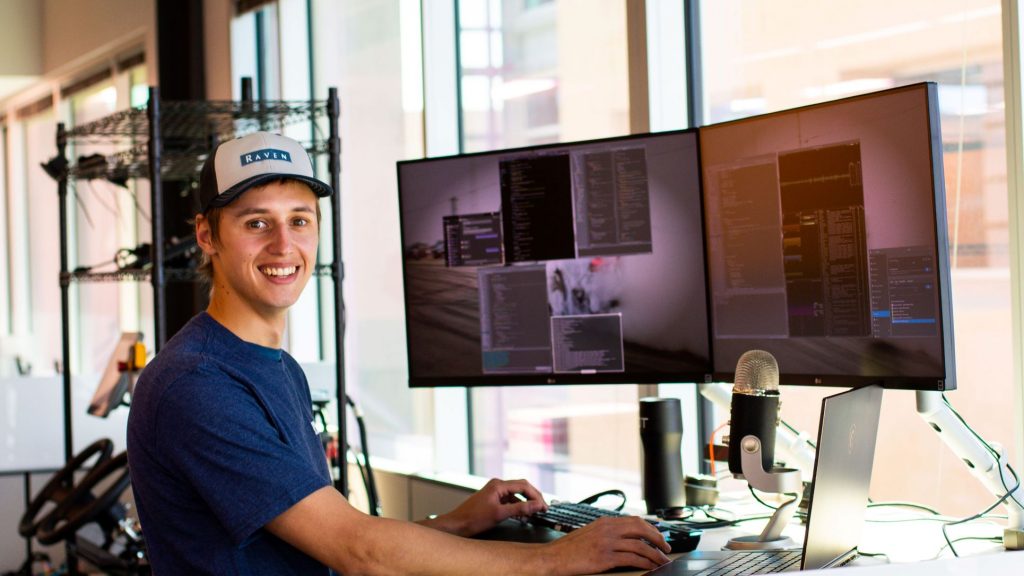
[397,130,711,387]
[700,82,955,390]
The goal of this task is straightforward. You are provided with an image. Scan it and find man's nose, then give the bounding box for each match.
[267,225,294,253]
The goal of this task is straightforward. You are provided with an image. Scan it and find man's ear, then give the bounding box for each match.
[195,214,217,256]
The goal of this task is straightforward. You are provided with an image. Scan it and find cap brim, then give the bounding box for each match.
[205,173,333,211]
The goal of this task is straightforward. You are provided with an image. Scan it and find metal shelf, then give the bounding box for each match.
[63,268,193,283]
[65,99,328,142]
[64,264,334,284]
[67,141,330,182]
[57,85,348,498]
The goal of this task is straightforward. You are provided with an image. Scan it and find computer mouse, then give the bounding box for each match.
[656,524,702,554]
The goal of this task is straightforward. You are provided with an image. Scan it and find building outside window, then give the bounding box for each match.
[700,0,1009,516]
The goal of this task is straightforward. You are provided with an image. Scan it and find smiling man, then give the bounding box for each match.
[126,132,670,575]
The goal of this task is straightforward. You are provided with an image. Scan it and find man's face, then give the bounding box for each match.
[197,180,320,318]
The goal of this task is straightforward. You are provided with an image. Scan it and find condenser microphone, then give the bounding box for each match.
[728,350,781,477]
[639,397,684,513]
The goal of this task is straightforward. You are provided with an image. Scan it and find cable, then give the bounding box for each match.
[120,181,152,222]
[709,421,729,476]
[578,489,627,512]
[748,485,777,510]
[662,504,765,529]
[866,515,1006,525]
[747,486,806,523]
[731,514,776,524]
[667,506,735,529]
[855,549,887,559]
[942,483,1015,557]
[934,536,1003,559]
[779,418,817,450]
[866,501,942,516]
[81,179,120,220]
[701,506,739,524]
[351,444,371,504]
[346,395,382,517]
[73,256,122,274]
[68,182,95,229]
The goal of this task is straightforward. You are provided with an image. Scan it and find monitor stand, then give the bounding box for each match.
[916,390,1024,549]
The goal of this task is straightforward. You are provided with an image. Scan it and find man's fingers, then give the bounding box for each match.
[592,517,669,551]
[613,536,672,566]
[507,478,546,503]
[496,478,547,505]
[503,499,546,519]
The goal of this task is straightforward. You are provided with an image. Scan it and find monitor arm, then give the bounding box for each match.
[916,390,1024,549]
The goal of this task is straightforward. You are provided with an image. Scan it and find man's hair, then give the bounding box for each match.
[195,179,322,288]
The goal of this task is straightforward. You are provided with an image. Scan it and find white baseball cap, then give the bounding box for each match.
[198,131,332,213]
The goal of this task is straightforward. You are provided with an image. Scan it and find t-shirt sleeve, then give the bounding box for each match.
[154,369,331,545]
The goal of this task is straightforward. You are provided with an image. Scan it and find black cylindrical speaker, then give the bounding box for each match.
[639,397,684,514]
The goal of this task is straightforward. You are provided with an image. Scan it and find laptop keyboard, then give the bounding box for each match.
[693,551,801,576]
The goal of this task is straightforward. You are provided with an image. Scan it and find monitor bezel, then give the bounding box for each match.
[700,82,956,391]
[396,128,715,388]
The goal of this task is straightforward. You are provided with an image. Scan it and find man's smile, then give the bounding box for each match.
[260,265,299,277]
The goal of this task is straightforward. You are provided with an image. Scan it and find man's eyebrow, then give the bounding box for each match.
[230,205,317,217]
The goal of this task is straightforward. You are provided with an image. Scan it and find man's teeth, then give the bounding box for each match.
[261,266,297,277]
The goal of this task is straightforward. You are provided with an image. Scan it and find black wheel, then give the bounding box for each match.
[18,438,114,538]
[36,451,131,545]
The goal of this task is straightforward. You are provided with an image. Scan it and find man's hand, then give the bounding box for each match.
[420,478,548,537]
[542,516,673,574]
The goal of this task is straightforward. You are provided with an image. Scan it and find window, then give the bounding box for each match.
[230,4,282,101]
[0,122,9,341]
[460,0,630,153]
[60,64,152,450]
[68,80,134,377]
[458,0,641,499]
[700,0,1008,516]
[18,110,57,374]
[310,0,434,471]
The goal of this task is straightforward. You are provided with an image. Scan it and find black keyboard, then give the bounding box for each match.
[693,551,801,576]
[528,502,702,554]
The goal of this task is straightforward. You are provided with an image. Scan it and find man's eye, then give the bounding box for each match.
[247,220,268,230]
[294,217,309,226]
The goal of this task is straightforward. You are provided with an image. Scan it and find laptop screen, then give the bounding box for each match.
[801,384,884,569]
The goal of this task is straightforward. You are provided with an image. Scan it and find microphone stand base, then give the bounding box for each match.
[725,535,798,551]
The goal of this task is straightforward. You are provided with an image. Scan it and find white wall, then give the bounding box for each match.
[0,0,42,75]
[204,0,233,100]
[41,0,152,75]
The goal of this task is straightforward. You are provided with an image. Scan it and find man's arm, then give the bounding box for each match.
[266,486,671,575]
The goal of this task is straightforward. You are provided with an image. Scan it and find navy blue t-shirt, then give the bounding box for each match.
[127,312,332,575]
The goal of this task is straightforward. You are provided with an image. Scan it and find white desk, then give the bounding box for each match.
[801,551,1024,575]
[609,490,1012,575]
[363,462,1018,575]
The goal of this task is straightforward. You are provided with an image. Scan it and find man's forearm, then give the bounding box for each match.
[268,486,561,575]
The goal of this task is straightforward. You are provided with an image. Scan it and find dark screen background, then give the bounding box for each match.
[700,83,954,388]
[398,131,711,386]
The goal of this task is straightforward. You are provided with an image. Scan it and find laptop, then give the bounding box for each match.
[647,384,884,576]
